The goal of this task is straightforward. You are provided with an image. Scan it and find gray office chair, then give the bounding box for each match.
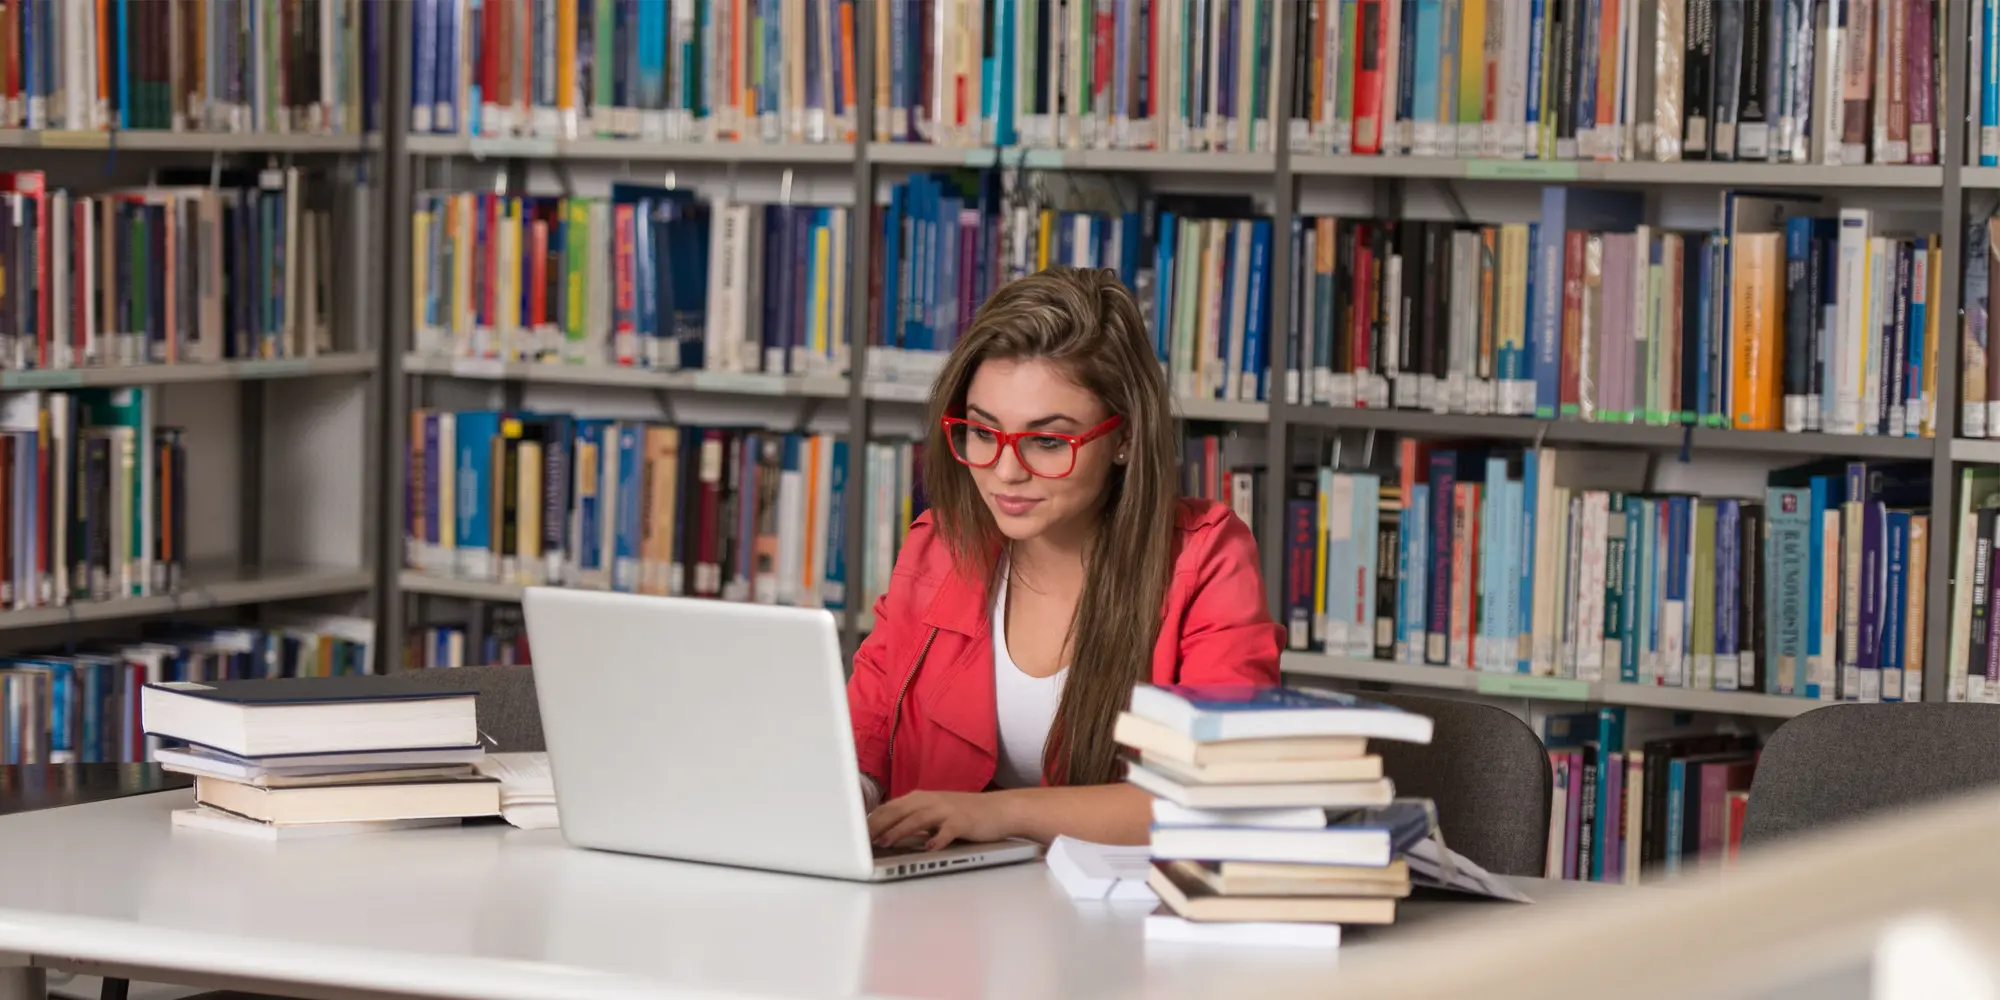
[1741,703,2000,848]
[1362,691,1553,878]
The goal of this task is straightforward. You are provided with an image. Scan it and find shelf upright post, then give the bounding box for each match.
[1263,0,1299,621]
[841,3,878,657]
[1923,0,1970,703]
[377,0,416,669]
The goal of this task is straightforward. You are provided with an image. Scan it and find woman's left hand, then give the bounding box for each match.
[867,790,1012,850]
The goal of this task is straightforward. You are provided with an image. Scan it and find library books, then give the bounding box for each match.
[0,167,340,372]
[407,413,865,611]
[1127,761,1395,810]
[1540,708,1760,883]
[1289,196,1942,440]
[871,175,1275,407]
[173,744,502,838]
[0,618,379,765]
[413,186,850,375]
[1946,467,2000,704]
[157,744,484,785]
[169,808,460,841]
[193,773,501,824]
[1942,217,2000,439]
[410,603,530,668]
[407,0,857,143]
[1181,431,1260,539]
[1292,0,1939,167]
[0,0,379,134]
[138,675,480,758]
[0,387,183,610]
[1127,684,1437,743]
[875,0,1275,153]
[1288,439,1932,704]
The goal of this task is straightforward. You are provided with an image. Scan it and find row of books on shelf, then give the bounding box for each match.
[404,411,903,612]
[1945,467,2000,704]
[407,604,529,669]
[0,614,377,765]
[413,184,851,375]
[0,388,183,610]
[408,0,857,143]
[0,0,380,134]
[1295,0,1940,166]
[1539,708,1759,884]
[1289,190,1940,439]
[0,168,339,372]
[1286,441,1932,703]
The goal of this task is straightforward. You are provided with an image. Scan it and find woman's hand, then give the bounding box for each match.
[867,790,1013,851]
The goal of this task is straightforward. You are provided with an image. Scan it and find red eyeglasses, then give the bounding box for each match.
[941,415,1124,479]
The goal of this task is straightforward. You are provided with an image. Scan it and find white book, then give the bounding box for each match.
[1144,913,1341,949]
[1046,837,1158,902]
[1576,492,1610,682]
[1817,0,1844,164]
[172,807,459,842]
[1150,801,1332,830]
[1833,210,1871,434]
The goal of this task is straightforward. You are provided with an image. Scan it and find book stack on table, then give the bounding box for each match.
[141,677,500,840]
[1118,685,1437,948]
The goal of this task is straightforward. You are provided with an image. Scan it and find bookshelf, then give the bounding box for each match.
[372,0,1987,722]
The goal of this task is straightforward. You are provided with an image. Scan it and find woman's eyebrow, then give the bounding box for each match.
[966,403,1081,430]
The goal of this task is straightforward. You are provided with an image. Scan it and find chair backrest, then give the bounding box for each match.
[393,664,545,752]
[1742,703,2000,848]
[1361,691,1553,878]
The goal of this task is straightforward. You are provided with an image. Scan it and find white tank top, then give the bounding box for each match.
[991,565,1068,789]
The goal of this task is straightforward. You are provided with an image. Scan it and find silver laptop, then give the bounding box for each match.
[520,587,1040,882]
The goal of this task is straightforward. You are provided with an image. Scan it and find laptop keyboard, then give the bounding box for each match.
[872,842,930,858]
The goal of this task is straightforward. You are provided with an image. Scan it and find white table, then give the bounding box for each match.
[0,791,1617,1000]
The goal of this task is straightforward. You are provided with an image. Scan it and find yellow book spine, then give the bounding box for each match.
[557,0,577,125]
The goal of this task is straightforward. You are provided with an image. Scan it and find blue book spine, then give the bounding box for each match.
[453,411,501,579]
[1524,0,1546,157]
[1576,0,1601,153]
[82,663,103,763]
[48,665,68,756]
[1985,0,2000,165]
[1243,219,1271,401]
[1518,451,1539,673]
[1882,510,1909,701]
[436,0,458,130]
[412,0,436,130]
[1425,452,1457,665]
[1694,233,1720,421]
[1649,500,1669,679]
[1803,475,1832,698]
[1412,0,1442,146]
[639,0,667,113]
[1403,484,1431,664]
[468,0,486,133]
[1766,486,1809,696]
[1480,457,1507,671]
[424,412,442,554]
[1502,478,1524,674]
[1534,189,1568,418]
[1665,758,1688,874]
[1519,222,1541,409]
[880,188,903,353]
[115,0,130,129]
[612,423,644,592]
[994,0,1018,145]
[1908,244,1928,437]
[824,439,850,611]
[573,420,607,576]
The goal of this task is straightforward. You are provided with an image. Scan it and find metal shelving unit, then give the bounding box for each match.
[1282,654,1828,720]
[0,566,373,632]
[0,130,381,153]
[375,0,1979,712]
[0,354,377,390]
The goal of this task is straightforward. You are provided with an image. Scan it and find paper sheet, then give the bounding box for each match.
[474,752,558,829]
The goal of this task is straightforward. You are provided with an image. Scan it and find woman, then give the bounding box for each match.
[847,266,1283,851]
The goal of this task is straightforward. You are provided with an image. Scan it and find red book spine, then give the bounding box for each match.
[1351,236,1373,394]
[1561,230,1586,415]
[1907,0,1935,164]
[1352,0,1386,154]
[529,217,548,331]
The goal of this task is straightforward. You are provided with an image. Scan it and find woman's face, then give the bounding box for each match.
[957,357,1122,547]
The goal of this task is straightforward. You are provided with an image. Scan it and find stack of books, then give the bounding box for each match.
[1116,684,1437,948]
[142,677,500,841]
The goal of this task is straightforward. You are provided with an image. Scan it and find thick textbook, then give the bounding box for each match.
[140,677,479,758]
[1148,800,1435,868]
[1128,684,1436,744]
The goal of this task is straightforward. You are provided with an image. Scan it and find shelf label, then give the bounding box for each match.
[467,137,558,159]
[3,369,84,388]
[40,131,110,149]
[237,358,311,378]
[1474,673,1591,701]
[1464,159,1581,181]
[691,371,785,395]
[449,358,509,379]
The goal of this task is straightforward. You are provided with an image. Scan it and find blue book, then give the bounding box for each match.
[612,422,645,592]
[1985,0,2000,166]
[1907,243,1928,438]
[115,0,130,129]
[452,411,502,581]
[1665,757,1689,874]
[1243,219,1271,401]
[1620,498,1644,684]
[1479,457,1506,671]
[412,0,436,130]
[1715,499,1741,688]
[1882,510,1910,701]
[1498,477,1524,674]
[1129,685,1436,744]
[880,186,904,352]
[571,419,611,580]
[1524,0,1547,157]
[638,0,667,117]
[1575,0,1600,156]
[1693,233,1721,423]
[1153,211,1179,364]
[435,0,458,131]
[1412,0,1443,148]
[1517,222,1541,409]
[1543,707,1624,881]
[1764,486,1811,697]
[993,0,1018,146]
[1401,483,1430,665]
[824,439,850,611]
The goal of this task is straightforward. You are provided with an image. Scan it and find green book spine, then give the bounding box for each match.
[1693,502,1718,690]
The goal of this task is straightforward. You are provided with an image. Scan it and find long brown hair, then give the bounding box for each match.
[922,266,1178,787]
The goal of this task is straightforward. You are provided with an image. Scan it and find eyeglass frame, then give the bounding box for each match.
[939,414,1125,479]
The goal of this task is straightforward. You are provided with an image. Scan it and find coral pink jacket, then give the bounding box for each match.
[847,498,1283,798]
